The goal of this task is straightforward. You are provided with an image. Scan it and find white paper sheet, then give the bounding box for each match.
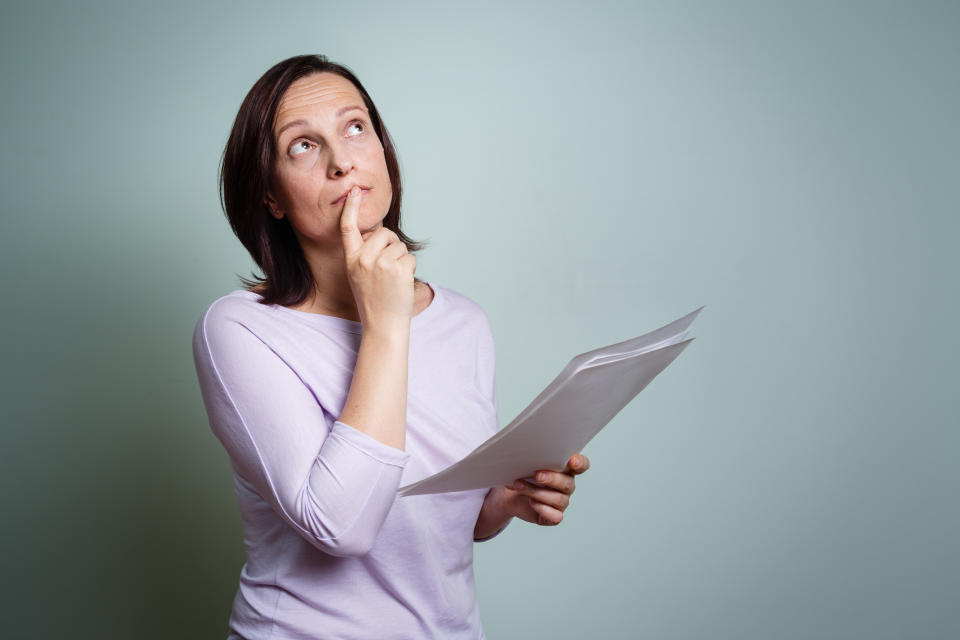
[397,306,703,497]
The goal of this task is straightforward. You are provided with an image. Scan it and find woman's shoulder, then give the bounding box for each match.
[426,281,493,335]
[200,287,263,314]
[427,281,480,310]
[191,287,304,370]
[193,288,272,338]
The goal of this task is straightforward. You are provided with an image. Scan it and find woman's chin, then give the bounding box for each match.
[360,223,381,240]
[361,219,384,233]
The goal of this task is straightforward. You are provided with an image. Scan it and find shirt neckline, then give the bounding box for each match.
[232,281,442,334]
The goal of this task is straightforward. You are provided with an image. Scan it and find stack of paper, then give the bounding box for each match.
[398,306,703,497]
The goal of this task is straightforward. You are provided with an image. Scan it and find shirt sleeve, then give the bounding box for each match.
[473,307,511,543]
[192,305,412,558]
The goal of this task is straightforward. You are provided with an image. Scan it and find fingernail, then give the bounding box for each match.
[350,186,360,196]
[537,472,546,482]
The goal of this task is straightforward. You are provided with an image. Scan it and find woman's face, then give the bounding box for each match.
[267,72,392,248]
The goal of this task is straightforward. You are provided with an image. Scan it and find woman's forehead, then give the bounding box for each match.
[273,73,365,131]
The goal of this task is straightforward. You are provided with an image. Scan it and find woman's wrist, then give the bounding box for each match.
[473,486,513,540]
[361,320,412,342]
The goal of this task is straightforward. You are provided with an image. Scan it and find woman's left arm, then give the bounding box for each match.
[473,453,591,539]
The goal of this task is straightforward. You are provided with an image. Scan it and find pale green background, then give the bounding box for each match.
[1,1,957,638]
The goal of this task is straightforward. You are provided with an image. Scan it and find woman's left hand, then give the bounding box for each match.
[499,453,591,526]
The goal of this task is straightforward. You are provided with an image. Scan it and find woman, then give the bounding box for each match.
[192,54,591,639]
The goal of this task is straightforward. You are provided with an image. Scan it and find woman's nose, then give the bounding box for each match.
[327,144,355,178]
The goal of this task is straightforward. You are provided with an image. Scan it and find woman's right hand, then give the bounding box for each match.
[339,186,416,331]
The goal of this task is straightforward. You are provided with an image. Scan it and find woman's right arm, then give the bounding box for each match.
[336,185,417,452]
[192,308,411,559]
[191,188,417,558]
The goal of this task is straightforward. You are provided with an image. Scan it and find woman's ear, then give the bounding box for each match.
[264,192,284,219]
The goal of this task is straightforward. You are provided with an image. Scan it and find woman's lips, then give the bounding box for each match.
[331,187,371,205]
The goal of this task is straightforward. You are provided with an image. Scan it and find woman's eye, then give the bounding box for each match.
[290,140,313,156]
[288,123,362,156]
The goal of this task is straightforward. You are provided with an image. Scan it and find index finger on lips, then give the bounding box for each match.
[339,186,364,254]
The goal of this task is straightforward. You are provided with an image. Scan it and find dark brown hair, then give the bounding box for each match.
[219,54,427,306]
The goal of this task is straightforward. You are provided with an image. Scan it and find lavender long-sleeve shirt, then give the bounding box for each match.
[192,281,508,640]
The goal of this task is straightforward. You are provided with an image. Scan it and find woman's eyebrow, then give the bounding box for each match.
[276,105,368,140]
